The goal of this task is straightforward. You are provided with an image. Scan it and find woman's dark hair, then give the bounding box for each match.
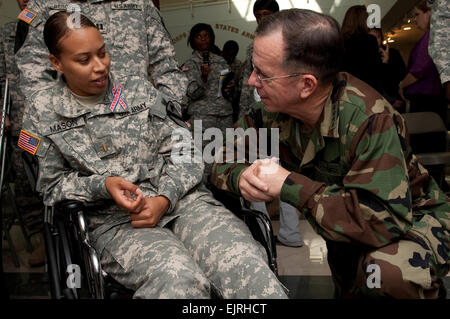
[187,23,215,50]
[256,9,344,85]
[44,11,97,57]
[253,0,279,14]
[341,5,369,39]
[415,0,430,13]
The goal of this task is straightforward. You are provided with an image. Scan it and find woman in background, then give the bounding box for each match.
[183,23,233,182]
[341,5,383,94]
[399,1,445,123]
[369,27,407,112]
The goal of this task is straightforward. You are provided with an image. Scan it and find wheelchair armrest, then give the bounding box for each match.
[56,200,85,215]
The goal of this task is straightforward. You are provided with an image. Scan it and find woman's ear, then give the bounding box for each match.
[297,74,318,99]
[49,54,62,74]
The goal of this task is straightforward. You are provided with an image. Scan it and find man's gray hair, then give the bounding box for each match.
[256,9,344,84]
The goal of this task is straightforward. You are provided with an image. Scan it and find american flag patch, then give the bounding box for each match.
[18,130,41,155]
[18,9,37,24]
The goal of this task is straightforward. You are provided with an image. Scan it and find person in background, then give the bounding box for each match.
[222,40,242,122]
[20,11,288,299]
[222,40,242,82]
[399,0,446,123]
[238,0,279,120]
[427,0,450,104]
[341,5,383,94]
[211,8,449,299]
[182,23,234,182]
[369,27,407,112]
[1,0,45,267]
[15,0,187,117]
[152,0,160,10]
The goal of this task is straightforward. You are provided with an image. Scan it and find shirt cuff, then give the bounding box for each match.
[280,172,324,209]
[229,164,249,195]
[93,175,112,200]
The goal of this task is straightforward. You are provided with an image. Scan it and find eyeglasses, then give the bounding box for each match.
[252,64,309,84]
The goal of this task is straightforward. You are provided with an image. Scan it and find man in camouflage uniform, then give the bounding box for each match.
[1,0,44,266]
[15,0,187,116]
[428,0,450,102]
[211,9,450,298]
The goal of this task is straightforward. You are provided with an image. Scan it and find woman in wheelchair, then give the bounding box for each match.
[18,11,287,299]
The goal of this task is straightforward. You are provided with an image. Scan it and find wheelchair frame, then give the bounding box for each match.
[46,196,278,299]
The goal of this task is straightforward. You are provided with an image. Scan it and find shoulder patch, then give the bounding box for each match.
[18,129,41,155]
[18,9,37,24]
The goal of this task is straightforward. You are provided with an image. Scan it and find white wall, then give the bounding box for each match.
[0,0,21,26]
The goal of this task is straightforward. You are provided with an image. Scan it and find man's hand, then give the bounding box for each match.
[254,158,291,198]
[238,158,290,202]
[105,176,145,213]
[130,196,170,228]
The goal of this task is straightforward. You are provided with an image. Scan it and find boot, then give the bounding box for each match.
[28,240,46,267]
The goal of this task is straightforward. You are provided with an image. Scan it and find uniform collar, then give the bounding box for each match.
[53,73,119,118]
[299,74,346,167]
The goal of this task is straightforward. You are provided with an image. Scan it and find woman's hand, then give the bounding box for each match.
[380,46,389,64]
[105,176,145,213]
[129,196,170,228]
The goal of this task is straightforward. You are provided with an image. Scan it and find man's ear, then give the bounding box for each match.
[49,54,62,74]
[297,74,318,99]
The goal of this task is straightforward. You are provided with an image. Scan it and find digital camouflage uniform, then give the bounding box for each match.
[0,21,41,209]
[237,43,256,120]
[428,0,450,84]
[15,0,187,115]
[183,51,234,181]
[20,73,287,299]
[211,72,450,298]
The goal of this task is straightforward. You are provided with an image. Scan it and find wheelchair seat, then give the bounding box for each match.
[47,188,279,299]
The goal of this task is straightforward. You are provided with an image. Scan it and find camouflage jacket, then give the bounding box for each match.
[428,0,449,84]
[20,73,203,230]
[15,0,187,114]
[212,72,449,265]
[237,43,255,119]
[183,51,233,117]
[0,21,26,135]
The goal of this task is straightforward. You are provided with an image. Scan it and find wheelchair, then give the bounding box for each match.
[35,171,278,299]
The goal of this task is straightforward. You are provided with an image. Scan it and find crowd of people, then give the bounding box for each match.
[1,0,449,299]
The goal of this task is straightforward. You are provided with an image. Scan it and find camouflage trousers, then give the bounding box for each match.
[96,193,288,299]
[327,234,449,299]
